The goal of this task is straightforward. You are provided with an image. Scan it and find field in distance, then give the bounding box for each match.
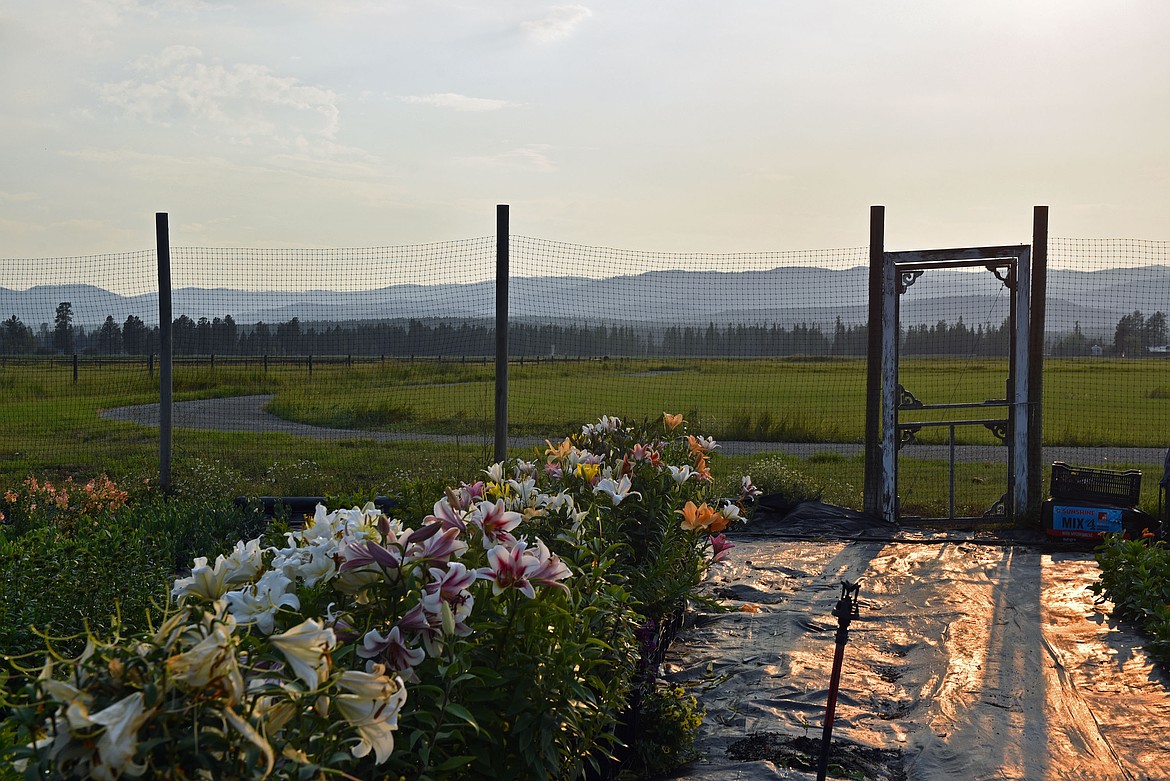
[1,355,1166,514]
[3,355,1168,447]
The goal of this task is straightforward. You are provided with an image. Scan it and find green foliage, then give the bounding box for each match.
[741,454,824,506]
[0,519,169,658]
[426,539,642,780]
[0,487,268,658]
[1092,533,1170,665]
[619,683,705,779]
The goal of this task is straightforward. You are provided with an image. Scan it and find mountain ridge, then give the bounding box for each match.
[2,265,1166,338]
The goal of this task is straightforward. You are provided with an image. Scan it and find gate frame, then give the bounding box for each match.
[863,207,1049,524]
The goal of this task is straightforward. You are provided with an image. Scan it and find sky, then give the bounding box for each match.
[3,0,1170,284]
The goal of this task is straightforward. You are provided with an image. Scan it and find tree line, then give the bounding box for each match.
[1048,310,1168,357]
[1,302,1165,359]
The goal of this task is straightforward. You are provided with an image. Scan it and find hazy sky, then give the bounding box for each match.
[4,1,1170,266]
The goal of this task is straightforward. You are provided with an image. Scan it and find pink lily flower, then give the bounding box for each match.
[525,539,572,595]
[426,562,477,601]
[470,499,522,549]
[397,603,445,657]
[478,543,536,599]
[710,533,735,563]
[739,475,763,501]
[423,498,466,531]
[459,481,485,506]
[357,626,426,679]
[339,538,402,572]
[407,526,468,566]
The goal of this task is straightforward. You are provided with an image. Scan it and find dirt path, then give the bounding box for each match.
[668,529,1170,780]
[99,395,1166,465]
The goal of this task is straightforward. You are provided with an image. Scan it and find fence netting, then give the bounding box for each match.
[0,249,159,483]
[0,236,1167,498]
[1046,238,1170,447]
[507,238,870,440]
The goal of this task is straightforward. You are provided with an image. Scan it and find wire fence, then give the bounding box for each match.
[1,235,1167,497]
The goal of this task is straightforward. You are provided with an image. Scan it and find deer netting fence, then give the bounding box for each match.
[0,236,1167,497]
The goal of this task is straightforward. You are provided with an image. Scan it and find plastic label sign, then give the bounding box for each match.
[1051,505,1123,537]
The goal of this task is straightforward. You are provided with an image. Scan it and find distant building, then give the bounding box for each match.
[1091,344,1103,357]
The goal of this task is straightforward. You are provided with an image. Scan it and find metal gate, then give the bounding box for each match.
[862,206,1049,526]
[882,248,1030,522]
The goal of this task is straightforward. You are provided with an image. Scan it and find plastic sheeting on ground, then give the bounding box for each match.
[664,503,1170,780]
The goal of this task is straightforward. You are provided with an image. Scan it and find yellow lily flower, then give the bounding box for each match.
[575,462,600,484]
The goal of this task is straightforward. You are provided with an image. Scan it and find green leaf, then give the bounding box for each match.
[436,754,476,771]
[442,702,480,732]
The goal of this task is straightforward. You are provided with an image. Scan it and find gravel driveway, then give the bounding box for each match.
[99,394,1167,465]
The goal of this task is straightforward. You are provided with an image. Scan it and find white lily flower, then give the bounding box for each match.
[223,569,299,635]
[332,566,383,601]
[171,556,229,601]
[337,665,399,699]
[166,613,244,704]
[269,618,337,691]
[693,434,719,451]
[506,477,538,505]
[60,692,153,781]
[335,667,408,765]
[302,539,339,587]
[593,475,642,506]
[483,462,506,483]
[273,538,337,588]
[301,504,336,543]
[669,465,695,485]
[220,537,267,586]
[582,415,622,436]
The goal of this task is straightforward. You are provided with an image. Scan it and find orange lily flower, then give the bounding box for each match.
[545,437,573,461]
[686,435,707,456]
[694,454,711,480]
[676,501,729,533]
[663,412,685,430]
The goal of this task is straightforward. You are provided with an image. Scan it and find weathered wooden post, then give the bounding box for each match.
[1027,206,1049,518]
[156,212,173,496]
[863,206,885,515]
[494,204,509,464]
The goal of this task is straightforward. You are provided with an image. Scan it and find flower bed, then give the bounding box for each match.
[3,414,754,780]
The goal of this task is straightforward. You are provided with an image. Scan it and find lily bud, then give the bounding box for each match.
[440,601,456,638]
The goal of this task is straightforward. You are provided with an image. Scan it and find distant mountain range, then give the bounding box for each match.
[2,265,1166,338]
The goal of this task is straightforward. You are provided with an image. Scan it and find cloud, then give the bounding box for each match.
[399,93,519,112]
[0,191,40,204]
[456,145,557,172]
[99,45,342,144]
[521,4,592,44]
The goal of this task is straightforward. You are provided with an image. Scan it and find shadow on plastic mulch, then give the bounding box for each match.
[727,732,906,780]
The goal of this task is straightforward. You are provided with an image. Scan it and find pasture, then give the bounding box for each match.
[0,355,1166,515]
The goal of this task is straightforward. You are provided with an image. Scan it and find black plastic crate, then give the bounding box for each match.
[1049,462,1141,507]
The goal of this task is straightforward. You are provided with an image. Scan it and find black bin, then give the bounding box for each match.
[1043,462,1155,540]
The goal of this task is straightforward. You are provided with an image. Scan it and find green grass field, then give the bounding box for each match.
[265,355,1170,446]
[0,356,1166,516]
